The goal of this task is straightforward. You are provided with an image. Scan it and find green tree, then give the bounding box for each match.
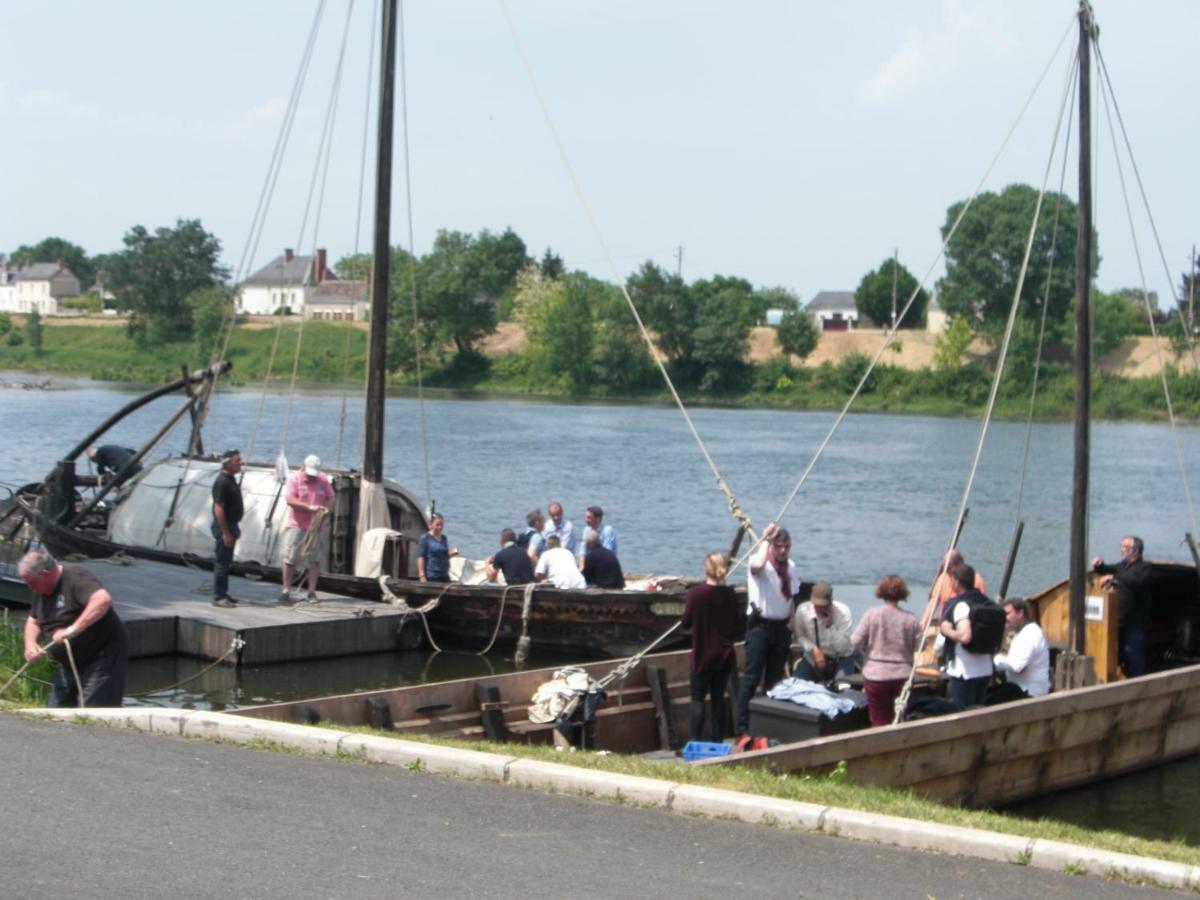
[188,286,234,356]
[335,253,372,282]
[512,266,593,393]
[1091,290,1138,356]
[25,309,44,354]
[937,184,1095,343]
[539,248,565,280]
[691,287,755,393]
[421,228,527,356]
[10,237,95,288]
[627,261,697,366]
[776,307,819,361]
[933,317,973,372]
[854,258,929,329]
[107,219,228,344]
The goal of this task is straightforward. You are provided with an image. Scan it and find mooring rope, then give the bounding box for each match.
[513,582,536,667]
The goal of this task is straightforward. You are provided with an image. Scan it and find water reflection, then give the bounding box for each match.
[1006,755,1200,846]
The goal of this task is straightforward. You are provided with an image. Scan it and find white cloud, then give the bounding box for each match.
[858,0,1014,106]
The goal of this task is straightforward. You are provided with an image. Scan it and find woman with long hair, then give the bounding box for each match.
[680,552,740,742]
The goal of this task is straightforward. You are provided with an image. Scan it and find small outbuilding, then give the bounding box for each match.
[806,290,870,332]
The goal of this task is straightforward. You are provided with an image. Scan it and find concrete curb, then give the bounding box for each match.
[19,708,1199,892]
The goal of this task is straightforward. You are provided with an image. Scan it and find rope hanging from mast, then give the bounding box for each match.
[894,31,1081,724]
[398,0,435,511]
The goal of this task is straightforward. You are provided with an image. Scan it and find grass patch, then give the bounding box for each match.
[316,721,1200,867]
[0,609,53,708]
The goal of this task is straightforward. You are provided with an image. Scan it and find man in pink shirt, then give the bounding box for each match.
[280,454,334,605]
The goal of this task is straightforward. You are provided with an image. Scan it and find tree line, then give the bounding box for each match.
[6,183,1197,396]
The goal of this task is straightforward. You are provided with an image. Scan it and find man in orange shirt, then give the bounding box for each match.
[932,549,987,617]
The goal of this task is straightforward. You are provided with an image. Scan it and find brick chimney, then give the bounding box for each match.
[311,248,328,284]
[284,248,295,263]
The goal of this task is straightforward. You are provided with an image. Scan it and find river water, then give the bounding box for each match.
[3,374,1199,842]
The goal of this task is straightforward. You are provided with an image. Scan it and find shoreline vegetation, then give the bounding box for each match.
[2,319,1199,423]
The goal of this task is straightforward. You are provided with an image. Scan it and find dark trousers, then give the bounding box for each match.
[49,641,128,708]
[688,666,731,742]
[1120,627,1146,677]
[735,621,792,733]
[949,675,990,710]
[211,521,241,599]
[985,681,1031,706]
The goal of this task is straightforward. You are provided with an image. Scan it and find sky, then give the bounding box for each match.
[2,0,1196,305]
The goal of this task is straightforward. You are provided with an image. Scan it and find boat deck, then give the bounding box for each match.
[65,558,412,666]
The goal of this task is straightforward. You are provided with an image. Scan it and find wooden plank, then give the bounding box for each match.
[476,683,510,742]
[646,664,679,751]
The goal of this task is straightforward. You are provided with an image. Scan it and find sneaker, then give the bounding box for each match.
[304,591,318,604]
[212,596,237,609]
[277,591,294,607]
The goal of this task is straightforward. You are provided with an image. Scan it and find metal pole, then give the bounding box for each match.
[1068,2,1094,654]
[362,0,397,484]
[891,248,898,331]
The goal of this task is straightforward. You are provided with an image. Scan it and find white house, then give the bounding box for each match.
[237,248,332,316]
[806,290,871,332]
[304,279,368,321]
[0,260,82,315]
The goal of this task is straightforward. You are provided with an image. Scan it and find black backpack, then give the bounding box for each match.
[943,592,1006,655]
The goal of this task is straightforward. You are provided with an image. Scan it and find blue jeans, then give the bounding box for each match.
[1120,627,1145,677]
[212,520,241,599]
[793,654,858,683]
[736,620,792,733]
[50,641,128,708]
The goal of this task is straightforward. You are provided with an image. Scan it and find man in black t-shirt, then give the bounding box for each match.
[19,550,129,707]
[580,528,624,589]
[211,449,245,608]
[485,528,535,585]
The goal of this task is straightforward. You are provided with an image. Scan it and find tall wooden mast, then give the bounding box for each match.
[1068,1,1094,652]
[362,0,397,484]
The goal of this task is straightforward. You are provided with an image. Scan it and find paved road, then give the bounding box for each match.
[2,715,1186,899]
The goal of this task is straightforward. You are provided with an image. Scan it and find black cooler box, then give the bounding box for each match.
[747,690,869,743]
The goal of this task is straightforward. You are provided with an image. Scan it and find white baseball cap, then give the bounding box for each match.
[303,454,321,476]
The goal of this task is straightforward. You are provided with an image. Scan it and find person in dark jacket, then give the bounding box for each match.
[87,444,142,487]
[579,528,624,589]
[1092,535,1153,676]
[485,528,535,585]
[681,552,739,742]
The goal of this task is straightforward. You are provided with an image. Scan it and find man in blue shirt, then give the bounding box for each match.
[542,501,576,555]
[518,508,547,561]
[579,505,617,562]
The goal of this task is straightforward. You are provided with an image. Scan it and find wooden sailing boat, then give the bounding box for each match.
[0,0,731,660]
[226,2,1200,807]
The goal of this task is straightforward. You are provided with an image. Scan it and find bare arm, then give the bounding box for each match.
[52,588,113,643]
[749,523,778,574]
[940,613,972,646]
[23,615,42,662]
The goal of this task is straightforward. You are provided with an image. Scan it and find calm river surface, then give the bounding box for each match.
[3,374,1199,842]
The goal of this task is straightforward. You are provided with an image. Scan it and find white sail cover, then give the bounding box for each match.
[108,457,296,566]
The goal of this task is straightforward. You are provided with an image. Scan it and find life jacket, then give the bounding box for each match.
[941,589,1006,656]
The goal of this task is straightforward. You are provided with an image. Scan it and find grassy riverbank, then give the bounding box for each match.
[0,612,52,708]
[2,320,1198,422]
[329,724,1200,868]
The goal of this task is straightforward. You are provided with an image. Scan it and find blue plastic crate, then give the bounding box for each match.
[682,740,732,761]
